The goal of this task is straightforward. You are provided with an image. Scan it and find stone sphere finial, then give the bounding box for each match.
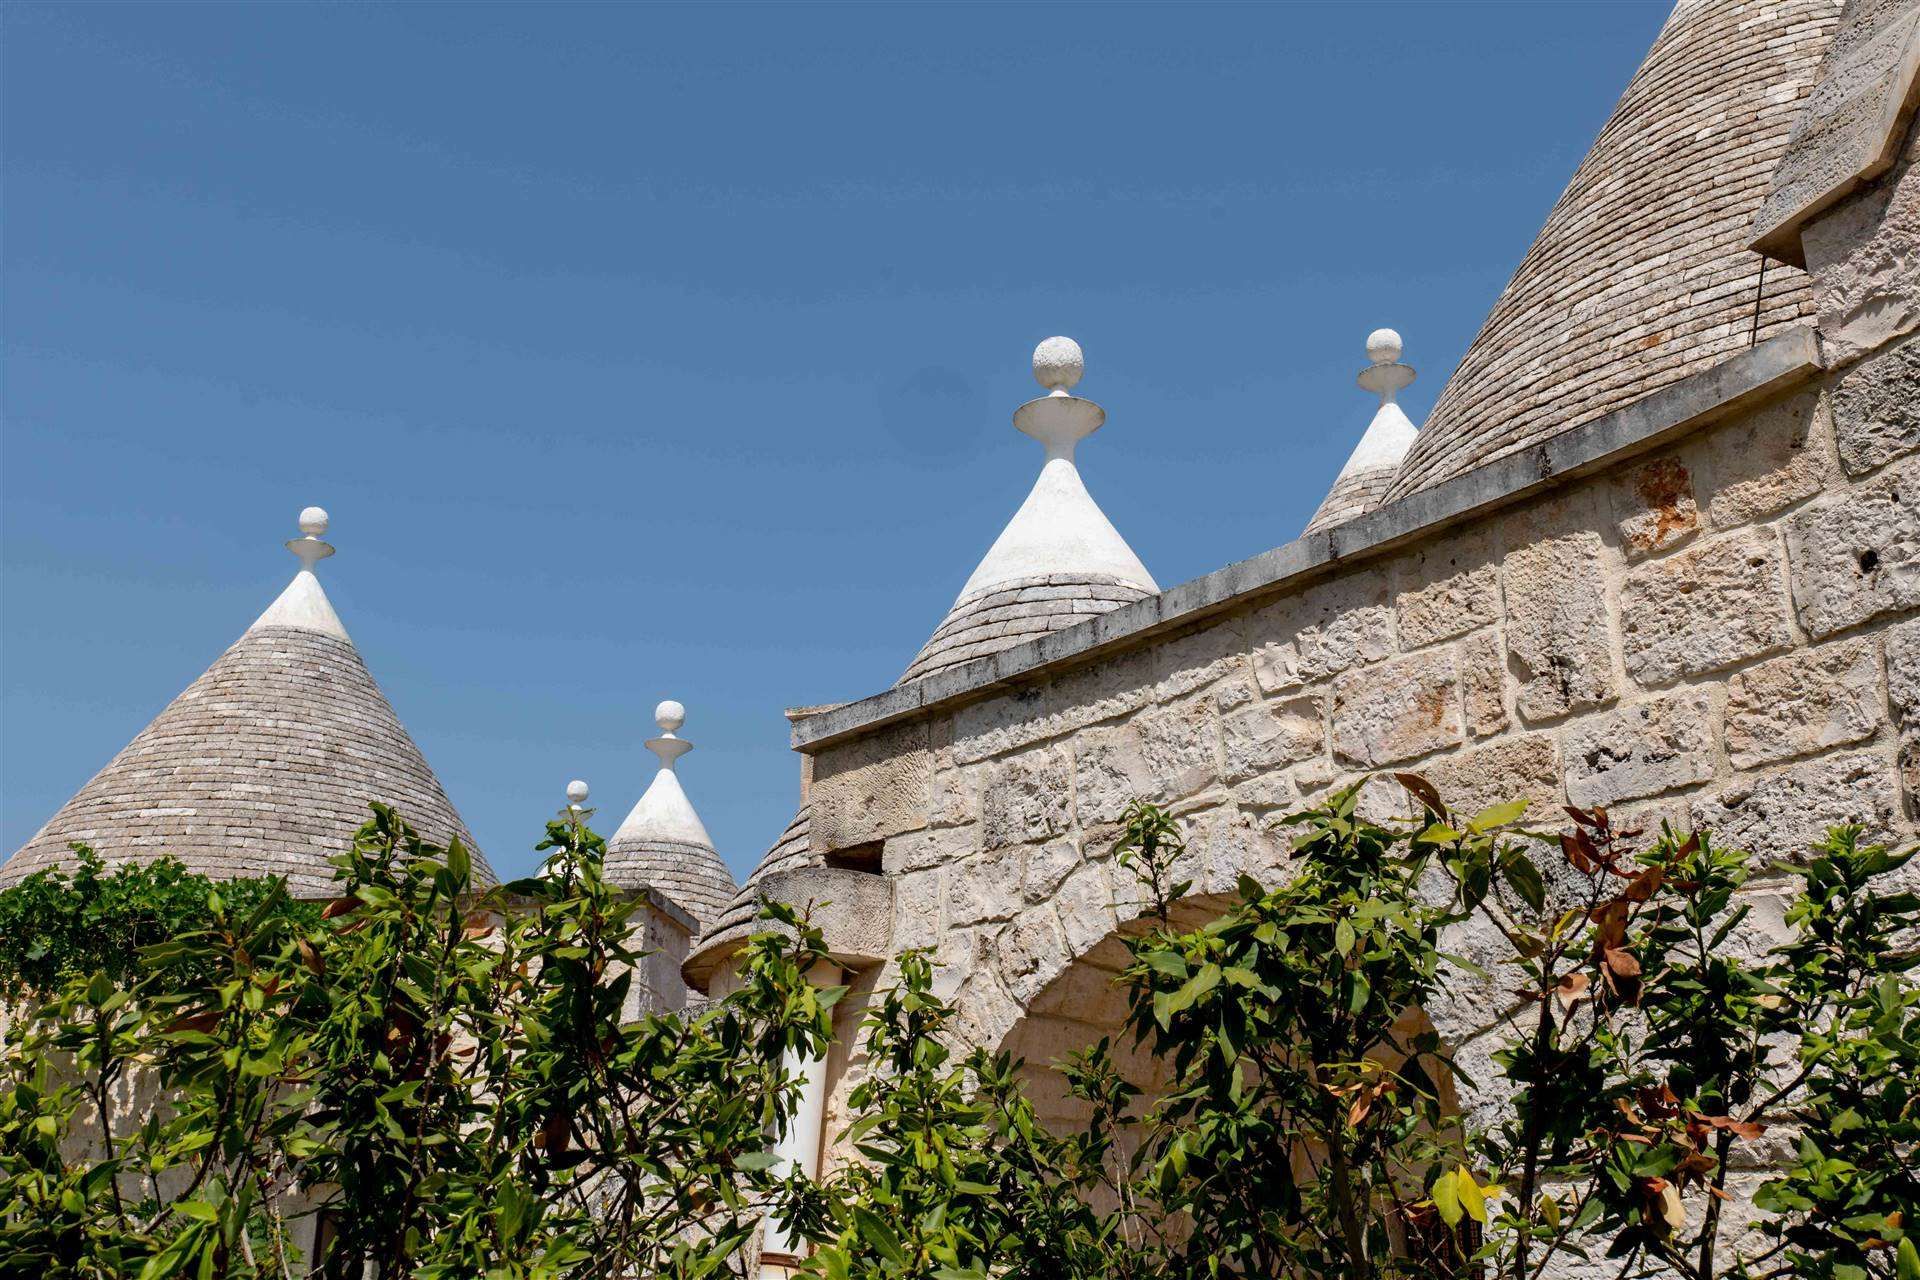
[566,779,589,805]
[299,506,330,537]
[1365,329,1403,366]
[1032,336,1085,395]
[654,699,686,733]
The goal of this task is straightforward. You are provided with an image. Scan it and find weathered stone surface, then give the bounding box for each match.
[890,869,942,952]
[1562,691,1716,808]
[1502,531,1618,721]
[1697,388,1833,527]
[1021,839,1081,904]
[946,844,1023,928]
[1784,457,1920,637]
[809,719,932,853]
[1724,640,1883,768]
[1802,126,1920,366]
[1612,455,1700,559]
[1135,698,1222,800]
[1688,750,1900,863]
[1248,579,1393,693]
[1421,733,1561,823]
[1330,649,1462,767]
[884,824,973,874]
[1620,528,1794,685]
[981,745,1072,850]
[1051,860,1120,956]
[1394,534,1501,648]
[1883,617,1920,813]
[1458,629,1509,738]
[1072,725,1155,828]
[993,910,1070,1007]
[1220,694,1323,781]
[1830,335,1920,476]
[1150,620,1251,704]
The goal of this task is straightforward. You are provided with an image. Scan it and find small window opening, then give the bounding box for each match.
[824,841,884,874]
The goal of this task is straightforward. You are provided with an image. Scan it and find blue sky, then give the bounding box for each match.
[2,1,1671,881]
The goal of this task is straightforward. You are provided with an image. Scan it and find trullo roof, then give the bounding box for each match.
[1,508,489,899]
[900,336,1158,684]
[1387,0,1840,500]
[604,700,738,936]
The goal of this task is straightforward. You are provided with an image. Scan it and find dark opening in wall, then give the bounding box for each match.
[824,841,884,874]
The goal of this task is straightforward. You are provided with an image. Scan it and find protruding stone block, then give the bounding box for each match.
[1688,750,1901,864]
[1724,640,1883,769]
[1562,691,1716,808]
[1135,698,1223,800]
[1831,335,1920,476]
[1620,528,1793,685]
[1220,694,1323,782]
[1458,629,1510,738]
[1394,535,1501,648]
[1784,457,1920,637]
[1882,617,1920,813]
[810,719,933,853]
[1073,726,1155,828]
[1697,388,1832,528]
[1249,579,1393,693]
[982,745,1072,850]
[1612,456,1700,560]
[1330,649,1462,767]
[1502,531,1617,722]
[1421,733,1561,823]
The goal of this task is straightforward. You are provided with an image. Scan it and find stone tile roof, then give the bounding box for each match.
[900,572,1157,684]
[1304,465,1399,535]
[689,805,811,964]
[2,625,490,900]
[1387,0,1840,500]
[605,835,736,939]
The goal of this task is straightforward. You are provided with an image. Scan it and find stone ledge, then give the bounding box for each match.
[793,328,1824,755]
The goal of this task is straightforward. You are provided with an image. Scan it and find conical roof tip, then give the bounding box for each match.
[2,507,489,898]
[900,337,1158,685]
[604,699,738,936]
[1305,329,1420,534]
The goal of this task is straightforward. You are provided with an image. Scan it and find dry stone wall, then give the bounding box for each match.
[803,324,1920,1063]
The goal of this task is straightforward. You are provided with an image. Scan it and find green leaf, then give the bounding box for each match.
[1470,800,1530,832]
[1432,1169,1463,1227]
[1896,1237,1920,1280]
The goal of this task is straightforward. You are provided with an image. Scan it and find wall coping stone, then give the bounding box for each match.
[793,327,1824,755]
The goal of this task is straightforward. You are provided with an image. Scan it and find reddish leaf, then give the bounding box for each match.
[167,1009,221,1034]
[1395,773,1447,818]
[1561,833,1598,875]
[1702,1116,1766,1141]
[296,938,326,976]
[321,895,361,920]
[1623,866,1665,903]
[1604,947,1642,978]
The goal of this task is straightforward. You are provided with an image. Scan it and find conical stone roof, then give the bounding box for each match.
[604,700,738,936]
[1,509,488,900]
[1387,0,1840,500]
[901,337,1158,684]
[1305,329,1421,534]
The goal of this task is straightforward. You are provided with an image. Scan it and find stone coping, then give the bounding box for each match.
[793,327,1824,754]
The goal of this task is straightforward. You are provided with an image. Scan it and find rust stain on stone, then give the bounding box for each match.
[1628,458,1699,553]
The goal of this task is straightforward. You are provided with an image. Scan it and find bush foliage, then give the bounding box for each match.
[2,783,1916,1280]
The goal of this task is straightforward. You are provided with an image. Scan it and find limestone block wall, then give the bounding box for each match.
[794,128,1920,1091]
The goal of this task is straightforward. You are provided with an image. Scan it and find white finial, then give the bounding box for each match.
[1357,328,1416,404]
[1032,336,1085,397]
[647,699,692,769]
[1365,329,1402,366]
[286,504,336,571]
[654,699,686,734]
[566,779,590,806]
